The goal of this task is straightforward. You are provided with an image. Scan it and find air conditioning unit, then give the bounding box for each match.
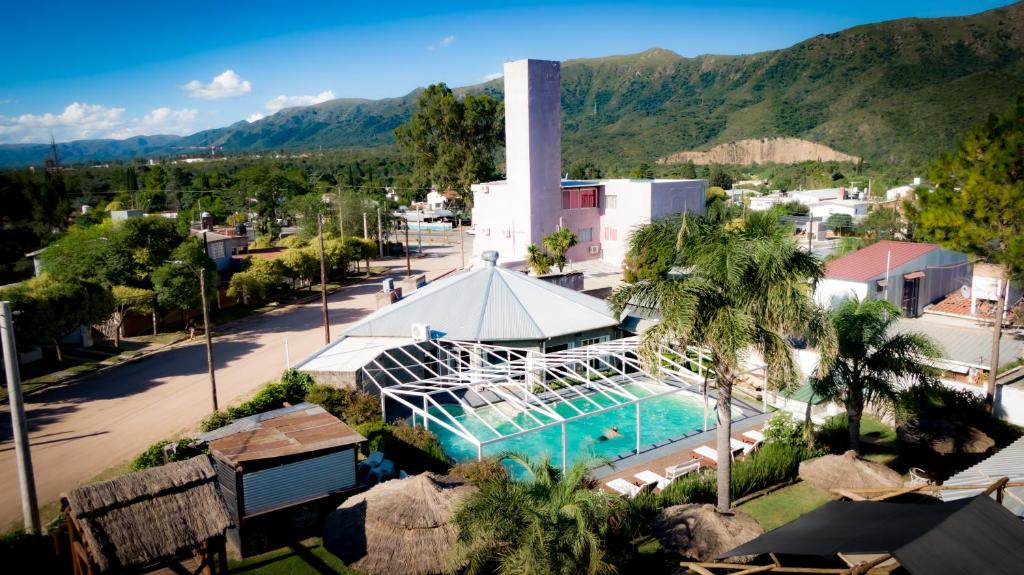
[411,323,431,342]
[589,244,601,255]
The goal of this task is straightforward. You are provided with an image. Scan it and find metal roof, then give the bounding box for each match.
[941,435,1024,517]
[825,240,940,282]
[342,261,619,341]
[891,316,1024,370]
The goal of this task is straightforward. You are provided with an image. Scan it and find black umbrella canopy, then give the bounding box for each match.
[718,496,1024,575]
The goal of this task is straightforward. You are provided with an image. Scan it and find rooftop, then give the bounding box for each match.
[200,403,365,468]
[892,315,1024,370]
[825,240,940,282]
[941,434,1024,517]
[341,254,618,341]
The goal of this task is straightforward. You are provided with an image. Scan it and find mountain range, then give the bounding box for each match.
[3,2,1023,169]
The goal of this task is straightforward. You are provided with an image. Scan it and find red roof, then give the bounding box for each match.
[825,240,939,282]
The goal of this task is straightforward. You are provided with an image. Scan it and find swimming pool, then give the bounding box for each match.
[429,383,716,468]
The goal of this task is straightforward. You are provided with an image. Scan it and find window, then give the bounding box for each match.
[605,195,618,209]
[208,241,225,260]
[561,190,571,210]
[580,188,597,208]
[603,227,618,241]
[578,228,593,242]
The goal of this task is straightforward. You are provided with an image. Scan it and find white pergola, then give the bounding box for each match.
[360,336,766,470]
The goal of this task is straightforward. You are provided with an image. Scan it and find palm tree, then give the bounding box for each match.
[449,454,621,575]
[526,243,552,276]
[543,228,578,272]
[811,297,941,454]
[610,211,834,511]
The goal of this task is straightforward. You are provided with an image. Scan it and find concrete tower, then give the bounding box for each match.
[504,59,562,245]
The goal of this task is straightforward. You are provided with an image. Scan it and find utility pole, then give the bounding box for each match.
[459,215,465,269]
[362,212,369,240]
[404,221,411,276]
[417,209,423,253]
[318,214,330,345]
[1,302,40,534]
[197,270,218,412]
[377,207,384,258]
[336,185,344,238]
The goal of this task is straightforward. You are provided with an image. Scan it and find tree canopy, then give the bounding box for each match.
[151,238,217,311]
[394,83,504,208]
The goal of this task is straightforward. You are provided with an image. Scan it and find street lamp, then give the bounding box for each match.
[0,303,40,533]
[169,259,218,412]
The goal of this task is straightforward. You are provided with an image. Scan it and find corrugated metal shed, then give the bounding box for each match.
[941,435,1024,517]
[825,240,939,282]
[342,259,618,341]
[201,403,364,469]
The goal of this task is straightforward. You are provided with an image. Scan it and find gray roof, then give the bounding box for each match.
[343,264,618,342]
[892,316,1024,370]
[941,435,1024,517]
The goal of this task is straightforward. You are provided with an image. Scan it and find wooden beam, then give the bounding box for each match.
[732,565,777,574]
[834,489,867,501]
[871,484,927,502]
[683,564,717,575]
[850,554,893,575]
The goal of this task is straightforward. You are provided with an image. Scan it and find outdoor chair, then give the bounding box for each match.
[635,470,670,490]
[665,459,702,481]
[693,445,723,464]
[368,458,396,484]
[909,467,933,486]
[606,478,642,497]
[741,429,765,443]
[731,437,755,456]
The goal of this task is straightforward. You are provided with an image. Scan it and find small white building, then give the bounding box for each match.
[748,194,786,211]
[425,190,448,211]
[809,199,871,221]
[885,177,926,202]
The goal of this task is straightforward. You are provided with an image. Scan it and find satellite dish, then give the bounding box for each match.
[961,284,971,299]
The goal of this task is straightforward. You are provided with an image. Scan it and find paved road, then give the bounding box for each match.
[0,245,466,528]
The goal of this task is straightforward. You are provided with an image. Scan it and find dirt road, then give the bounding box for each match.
[0,244,466,529]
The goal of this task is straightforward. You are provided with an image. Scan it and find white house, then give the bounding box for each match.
[808,199,871,221]
[885,177,927,202]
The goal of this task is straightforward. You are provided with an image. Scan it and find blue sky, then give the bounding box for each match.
[0,0,1010,144]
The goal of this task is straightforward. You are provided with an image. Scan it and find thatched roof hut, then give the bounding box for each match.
[323,473,475,575]
[798,450,903,491]
[63,455,232,574]
[652,504,763,562]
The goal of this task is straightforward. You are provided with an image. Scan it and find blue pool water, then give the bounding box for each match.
[430,384,710,468]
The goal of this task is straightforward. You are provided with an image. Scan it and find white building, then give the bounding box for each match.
[885,177,926,202]
[471,59,706,267]
[808,199,871,221]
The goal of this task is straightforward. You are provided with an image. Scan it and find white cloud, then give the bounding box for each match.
[481,72,503,82]
[183,69,252,100]
[428,35,457,51]
[264,90,335,113]
[246,112,266,123]
[0,102,199,143]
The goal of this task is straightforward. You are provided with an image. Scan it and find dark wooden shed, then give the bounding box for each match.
[200,402,366,556]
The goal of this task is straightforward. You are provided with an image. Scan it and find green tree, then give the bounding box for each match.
[526,244,552,276]
[110,286,155,348]
[227,258,285,304]
[151,238,217,311]
[708,165,734,189]
[567,160,602,180]
[450,454,622,575]
[281,247,320,290]
[0,274,115,362]
[911,96,1024,408]
[394,83,504,208]
[0,168,69,283]
[856,206,903,240]
[610,211,834,511]
[811,298,941,453]
[629,162,654,179]
[542,228,578,273]
[826,213,854,236]
[678,160,697,179]
[622,218,679,283]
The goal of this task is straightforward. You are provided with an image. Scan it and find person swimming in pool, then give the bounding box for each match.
[598,426,622,441]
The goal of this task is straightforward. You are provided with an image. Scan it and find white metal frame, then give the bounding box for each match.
[363,336,762,470]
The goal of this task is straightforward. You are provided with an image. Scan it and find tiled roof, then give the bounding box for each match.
[825,240,939,282]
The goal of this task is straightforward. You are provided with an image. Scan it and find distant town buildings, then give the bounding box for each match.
[471,59,706,267]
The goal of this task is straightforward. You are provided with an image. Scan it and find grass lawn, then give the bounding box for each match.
[228,539,359,575]
[739,482,831,531]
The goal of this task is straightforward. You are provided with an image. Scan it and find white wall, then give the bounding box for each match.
[815,278,869,309]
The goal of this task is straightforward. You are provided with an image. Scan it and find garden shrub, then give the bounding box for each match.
[659,443,815,507]
[131,438,203,471]
[354,419,450,475]
[763,411,806,447]
[304,384,382,426]
[275,234,309,249]
[250,235,273,249]
[449,458,508,485]
[816,414,850,453]
[200,369,314,432]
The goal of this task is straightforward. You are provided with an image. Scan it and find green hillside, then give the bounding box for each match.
[2,2,1023,168]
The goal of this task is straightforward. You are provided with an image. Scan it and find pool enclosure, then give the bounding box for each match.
[360,336,766,471]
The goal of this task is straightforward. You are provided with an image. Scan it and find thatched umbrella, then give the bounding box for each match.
[798,450,902,491]
[323,473,475,575]
[928,425,995,455]
[652,504,764,563]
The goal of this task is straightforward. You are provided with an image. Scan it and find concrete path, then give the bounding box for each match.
[0,244,466,529]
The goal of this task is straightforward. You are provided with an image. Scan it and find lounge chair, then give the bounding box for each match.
[635,470,670,490]
[665,459,701,481]
[741,429,765,443]
[369,458,395,484]
[606,478,642,497]
[731,438,755,456]
[693,445,721,463]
